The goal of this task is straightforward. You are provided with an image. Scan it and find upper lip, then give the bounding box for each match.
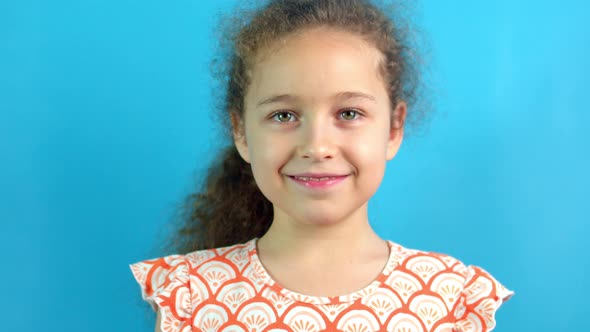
[288,173,349,178]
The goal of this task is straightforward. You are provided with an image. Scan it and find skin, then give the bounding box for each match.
[230,27,408,297]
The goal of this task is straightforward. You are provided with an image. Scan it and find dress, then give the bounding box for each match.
[129,238,513,332]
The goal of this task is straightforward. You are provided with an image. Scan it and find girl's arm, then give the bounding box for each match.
[154,309,162,332]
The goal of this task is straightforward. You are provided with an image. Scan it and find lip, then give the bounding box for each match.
[289,173,349,177]
[287,174,349,190]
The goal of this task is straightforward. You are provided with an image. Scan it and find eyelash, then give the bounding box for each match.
[269,109,363,123]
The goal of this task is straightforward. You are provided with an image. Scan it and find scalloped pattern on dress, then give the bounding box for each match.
[130,238,513,332]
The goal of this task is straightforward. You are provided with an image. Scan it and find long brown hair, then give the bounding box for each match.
[168,0,429,254]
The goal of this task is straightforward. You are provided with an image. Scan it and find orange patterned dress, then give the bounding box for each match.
[130,238,513,332]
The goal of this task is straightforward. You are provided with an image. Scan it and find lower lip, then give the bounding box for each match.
[288,175,349,189]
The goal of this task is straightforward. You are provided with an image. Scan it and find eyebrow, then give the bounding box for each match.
[256,91,376,107]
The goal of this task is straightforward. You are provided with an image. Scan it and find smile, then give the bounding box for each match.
[292,176,339,181]
[287,175,349,189]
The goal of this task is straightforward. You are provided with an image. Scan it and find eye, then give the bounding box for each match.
[270,111,296,123]
[339,109,361,121]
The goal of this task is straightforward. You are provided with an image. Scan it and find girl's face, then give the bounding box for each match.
[233,27,406,227]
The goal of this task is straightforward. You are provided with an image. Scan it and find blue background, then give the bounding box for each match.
[1,0,588,331]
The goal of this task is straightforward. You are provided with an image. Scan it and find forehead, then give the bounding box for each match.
[245,28,386,105]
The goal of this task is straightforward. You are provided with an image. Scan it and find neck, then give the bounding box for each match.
[256,203,385,264]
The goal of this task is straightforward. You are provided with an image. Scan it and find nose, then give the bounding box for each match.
[296,115,337,160]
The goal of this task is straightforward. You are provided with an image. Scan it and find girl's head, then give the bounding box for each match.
[232,25,406,229]
[173,0,425,252]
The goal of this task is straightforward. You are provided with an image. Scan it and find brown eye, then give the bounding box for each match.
[340,109,360,121]
[271,111,295,122]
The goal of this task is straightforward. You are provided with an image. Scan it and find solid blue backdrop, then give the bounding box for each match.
[1,0,588,331]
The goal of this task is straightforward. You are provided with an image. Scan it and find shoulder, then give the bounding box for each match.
[129,239,257,332]
[183,239,253,270]
[384,240,466,281]
[387,240,512,298]
[384,240,514,331]
[130,240,254,289]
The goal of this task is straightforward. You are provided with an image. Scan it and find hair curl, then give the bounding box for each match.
[168,0,430,254]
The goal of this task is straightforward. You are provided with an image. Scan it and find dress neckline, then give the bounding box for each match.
[245,237,402,304]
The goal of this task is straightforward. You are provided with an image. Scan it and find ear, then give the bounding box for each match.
[386,101,407,160]
[230,112,251,164]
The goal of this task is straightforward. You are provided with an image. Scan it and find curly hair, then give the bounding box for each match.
[168,0,430,254]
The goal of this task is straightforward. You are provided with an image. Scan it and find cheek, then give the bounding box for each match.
[247,135,290,203]
[248,134,287,173]
[349,137,388,190]
[348,130,389,187]
[350,129,389,161]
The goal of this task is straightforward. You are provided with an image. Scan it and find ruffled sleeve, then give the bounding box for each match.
[453,265,514,332]
[130,255,193,332]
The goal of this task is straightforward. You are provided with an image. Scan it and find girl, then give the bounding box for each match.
[130,0,513,331]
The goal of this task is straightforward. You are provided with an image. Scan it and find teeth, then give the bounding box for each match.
[294,176,334,181]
